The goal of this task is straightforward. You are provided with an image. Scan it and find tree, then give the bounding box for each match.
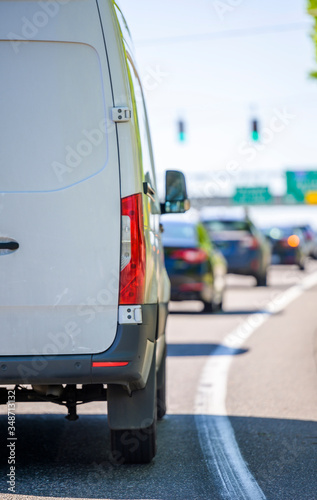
[308,0,317,78]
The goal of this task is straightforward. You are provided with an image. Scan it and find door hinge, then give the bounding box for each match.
[111,107,131,123]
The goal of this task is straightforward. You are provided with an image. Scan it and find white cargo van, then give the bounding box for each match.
[0,0,189,463]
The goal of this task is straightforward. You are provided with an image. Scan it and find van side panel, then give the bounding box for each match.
[0,0,121,355]
[97,0,144,200]
[100,3,159,303]
[101,3,171,354]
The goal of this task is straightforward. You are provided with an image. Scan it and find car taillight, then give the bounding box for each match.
[241,236,259,250]
[287,234,300,248]
[119,193,146,305]
[171,248,208,264]
[179,282,204,292]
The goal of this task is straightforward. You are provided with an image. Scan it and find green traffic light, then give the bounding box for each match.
[251,119,259,141]
[252,130,259,141]
[178,120,186,142]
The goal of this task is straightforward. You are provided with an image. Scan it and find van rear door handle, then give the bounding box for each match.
[0,241,19,250]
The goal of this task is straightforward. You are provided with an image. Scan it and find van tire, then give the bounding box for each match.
[157,347,166,420]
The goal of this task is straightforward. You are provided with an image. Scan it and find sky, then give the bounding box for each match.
[118,0,317,226]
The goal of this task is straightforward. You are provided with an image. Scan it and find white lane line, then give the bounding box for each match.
[195,271,317,500]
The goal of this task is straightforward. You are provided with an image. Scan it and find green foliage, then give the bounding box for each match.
[308,1,317,79]
[308,0,317,12]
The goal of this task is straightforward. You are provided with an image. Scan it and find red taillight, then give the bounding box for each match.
[179,282,204,292]
[241,236,259,250]
[171,248,208,264]
[119,193,146,305]
[92,361,129,368]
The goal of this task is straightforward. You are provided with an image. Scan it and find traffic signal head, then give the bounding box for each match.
[251,119,259,141]
[178,120,186,142]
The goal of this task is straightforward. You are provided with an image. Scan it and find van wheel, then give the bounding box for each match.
[157,347,166,420]
[110,419,157,464]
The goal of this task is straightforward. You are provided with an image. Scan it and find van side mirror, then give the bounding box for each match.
[162,170,190,214]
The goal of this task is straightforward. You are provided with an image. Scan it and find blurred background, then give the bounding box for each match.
[119,0,317,229]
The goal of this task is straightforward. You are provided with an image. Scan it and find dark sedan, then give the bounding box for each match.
[161,215,227,312]
[263,226,307,269]
[201,211,271,286]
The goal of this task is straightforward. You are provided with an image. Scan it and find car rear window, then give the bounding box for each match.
[264,227,302,239]
[0,41,108,192]
[162,222,197,242]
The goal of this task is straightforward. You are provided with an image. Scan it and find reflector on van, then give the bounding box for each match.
[119,194,146,304]
[92,362,129,368]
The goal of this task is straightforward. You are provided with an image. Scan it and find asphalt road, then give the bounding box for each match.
[0,263,317,500]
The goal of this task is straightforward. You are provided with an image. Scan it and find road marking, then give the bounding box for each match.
[195,271,317,500]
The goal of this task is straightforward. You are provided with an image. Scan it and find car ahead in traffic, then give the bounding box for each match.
[0,0,189,465]
[201,209,271,286]
[161,213,227,312]
[263,226,307,269]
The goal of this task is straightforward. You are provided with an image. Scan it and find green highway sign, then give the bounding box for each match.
[286,170,317,203]
[233,187,272,205]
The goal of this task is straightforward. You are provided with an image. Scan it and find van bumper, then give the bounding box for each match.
[0,304,157,392]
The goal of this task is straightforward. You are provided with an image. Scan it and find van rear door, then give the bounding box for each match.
[0,1,121,356]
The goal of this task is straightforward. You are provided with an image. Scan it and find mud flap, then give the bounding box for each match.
[107,344,156,430]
